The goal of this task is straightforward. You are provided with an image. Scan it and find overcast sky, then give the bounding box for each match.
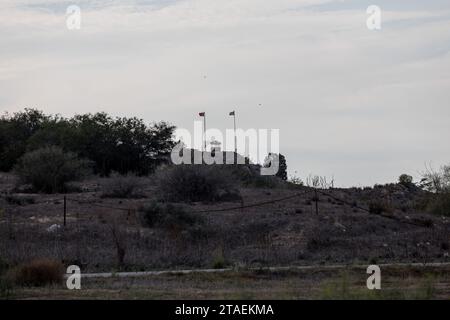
[1,0,450,186]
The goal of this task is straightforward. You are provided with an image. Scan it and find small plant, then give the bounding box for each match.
[14,146,91,193]
[12,258,63,287]
[109,221,126,270]
[0,275,14,299]
[306,174,333,189]
[139,201,204,230]
[0,257,12,298]
[0,257,9,275]
[212,247,226,269]
[288,172,304,186]
[101,172,145,199]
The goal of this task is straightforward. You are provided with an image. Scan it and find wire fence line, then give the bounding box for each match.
[1,186,432,228]
[192,189,314,214]
[314,189,432,228]
[68,198,132,212]
[59,189,316,214]
[66,186,432,228]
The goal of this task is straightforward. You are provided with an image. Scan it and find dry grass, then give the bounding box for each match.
[11,265,450,300]
[10,258,63,287]
[100,173,146,199]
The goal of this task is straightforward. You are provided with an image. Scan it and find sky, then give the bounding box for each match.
[1,0,450,186]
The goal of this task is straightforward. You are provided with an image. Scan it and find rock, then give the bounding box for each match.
[47,224,62,233]
[334,221,346,232]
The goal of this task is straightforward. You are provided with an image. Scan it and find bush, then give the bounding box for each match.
[101,173,145,198]
[421,165,450,193]
[0,257,9,275]
[211,247,226,269]
[427,193,450,216]
[0,275,14,299]
[0,257,13,298]
[251,175,285,189]
[139,201,204,230]
[155,165,240,202]
[398,174,413,186]
[12,259,63,287]
[14,146,91,193]
[368,200,392,215]
[4,194,35,206]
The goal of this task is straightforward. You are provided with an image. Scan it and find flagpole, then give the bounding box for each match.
[233,112,237,155]
[203,114,207,152]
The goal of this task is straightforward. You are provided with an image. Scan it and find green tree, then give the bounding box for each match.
[0,109,49,171]
[1,109,176,176]
[264,153,287,180]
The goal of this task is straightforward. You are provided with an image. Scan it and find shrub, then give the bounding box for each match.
[155,165,239,202]
[12,259,63,287]
[368,200,392,215]
[398,174,413,186]
[139,201,204,230]
[251,175,284,189]
[421,164,450,193]
[14,146,91,193]
[0,257,13,298]
[4,194,35,206]
[0,257,9,275]
[101,172,145,199]
[0,275,14,299]
[288,172,304,186]
[427,193,450,217]
[211,247,226,269]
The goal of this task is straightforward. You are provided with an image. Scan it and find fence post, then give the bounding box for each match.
[63,195,67,227]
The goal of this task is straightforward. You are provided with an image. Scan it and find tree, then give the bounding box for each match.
[398,174,413,186]
[264,153,287,180]
[0,109,49,171]
[0,109,176,176]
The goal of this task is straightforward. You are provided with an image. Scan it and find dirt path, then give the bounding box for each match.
[74,262,450,279]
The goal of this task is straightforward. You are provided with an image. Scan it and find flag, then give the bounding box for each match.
[199,112,205,117]
[229,111,235,116]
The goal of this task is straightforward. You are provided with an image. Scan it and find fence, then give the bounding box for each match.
[1,186,427,229]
